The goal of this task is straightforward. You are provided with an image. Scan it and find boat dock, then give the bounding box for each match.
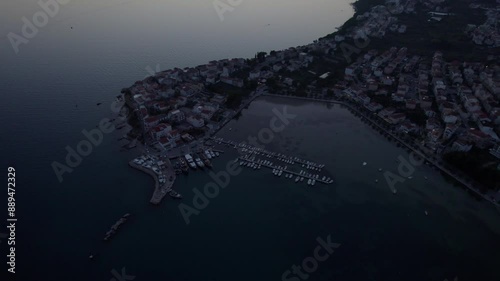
[210,137,333,185]
[237,155,333,185]
[129,154,177,205]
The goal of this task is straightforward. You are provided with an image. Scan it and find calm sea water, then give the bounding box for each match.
[1,1,500,281]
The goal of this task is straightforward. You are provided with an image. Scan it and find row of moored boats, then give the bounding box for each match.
[183,150,219,170]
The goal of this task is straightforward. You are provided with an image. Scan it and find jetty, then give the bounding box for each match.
[103,213,131,241]
[129,154,176,205]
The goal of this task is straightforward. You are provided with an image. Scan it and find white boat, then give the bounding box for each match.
[278,170,283,176]
[307,179,312,185]
[216,151,220,157]
[195,157,205,168]
[185,154,197,169]
[205,150,212,159]
[311,179,316,186]
[295,176,300,182]
[210,150,216,158]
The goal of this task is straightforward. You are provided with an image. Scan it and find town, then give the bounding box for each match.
[118,0,500,205]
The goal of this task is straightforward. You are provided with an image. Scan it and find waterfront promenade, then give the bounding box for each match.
[262,94,500,208]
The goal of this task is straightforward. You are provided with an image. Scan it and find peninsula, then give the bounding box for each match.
[120,0,500,206]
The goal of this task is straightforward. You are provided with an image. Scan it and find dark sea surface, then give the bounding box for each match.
[1,1,500,281]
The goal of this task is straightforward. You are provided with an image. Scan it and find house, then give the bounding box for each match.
[211,94,227,104]
[206,74,217,84]
[490,144,500,159]
[345,65,357,76]
[420,95,433,108]
[452,139,472,152]
[273,64,284,72]
[467,128,492,148]
[200,109,214,121]
[179,84,198,97]
[442,112,459,124]
[220,77,244,88]
[368,80,378,91]
[426,118,441,130]
[378,107,396,118]
[391,92,405,102]
[283,78,294,86]
[365,102,383,112]
[398,121,419,134]
[358,93,371,105]
[406,99,418,109]
[144,116,160,130]
[443,123,459,139]
[381,76,394,85]
[249,70,261,80]
[166,130,181,143]
[153,102,170,113]
[150,123,172,140]
[167,109,185,123]
[186,115,205,128]
[387,113,406,124]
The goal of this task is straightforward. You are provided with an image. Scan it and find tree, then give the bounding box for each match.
[256,52,267,63]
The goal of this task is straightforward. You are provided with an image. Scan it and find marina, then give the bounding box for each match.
[211,137,333,185]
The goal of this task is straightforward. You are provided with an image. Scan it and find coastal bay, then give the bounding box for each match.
[2,0,500,281]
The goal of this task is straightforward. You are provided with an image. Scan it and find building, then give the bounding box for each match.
[150,123,172,140]
[387,113,406,124]
[167,109,185,123]
[452,139,472,152]
[144,116,160,130]
[186,115,205,128]
[490,144,500,159]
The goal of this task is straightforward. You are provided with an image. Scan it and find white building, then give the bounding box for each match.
[186,115,205,128]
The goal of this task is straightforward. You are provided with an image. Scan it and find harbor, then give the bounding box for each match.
[211,137,334,186]
[129,154,177,205]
